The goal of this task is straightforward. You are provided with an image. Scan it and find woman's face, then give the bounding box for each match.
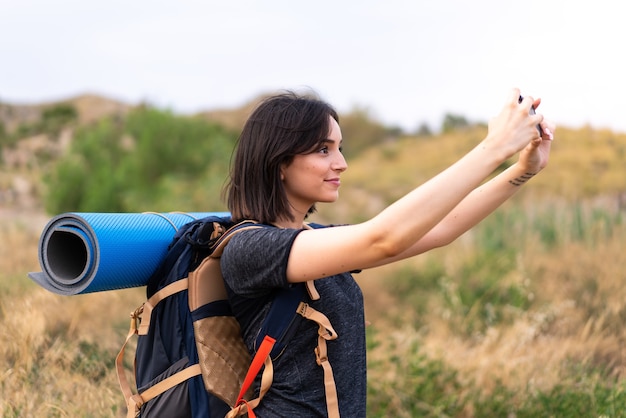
[280,116,347,215]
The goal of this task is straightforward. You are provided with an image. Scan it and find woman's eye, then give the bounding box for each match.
[319,146,329,154]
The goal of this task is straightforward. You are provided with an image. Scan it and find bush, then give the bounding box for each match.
[44,107,237,213]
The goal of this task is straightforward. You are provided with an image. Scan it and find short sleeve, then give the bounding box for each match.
[221,227,303,298]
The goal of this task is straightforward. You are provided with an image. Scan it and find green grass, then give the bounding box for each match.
[367,335,626,418]
[4,122,626,417]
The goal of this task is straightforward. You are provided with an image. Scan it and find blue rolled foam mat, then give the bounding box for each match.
[28,212,229,295]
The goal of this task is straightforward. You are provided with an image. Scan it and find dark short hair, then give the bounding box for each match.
[224,91,339,224]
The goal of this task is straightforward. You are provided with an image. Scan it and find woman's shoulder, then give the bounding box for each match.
[224,225,303,257]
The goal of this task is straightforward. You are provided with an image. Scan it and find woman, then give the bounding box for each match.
[220,89,554,417]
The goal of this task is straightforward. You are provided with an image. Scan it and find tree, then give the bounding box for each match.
[44,107,237,213]
[441,113,470,133]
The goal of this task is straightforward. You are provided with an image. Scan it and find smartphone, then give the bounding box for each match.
[518,95,544,136]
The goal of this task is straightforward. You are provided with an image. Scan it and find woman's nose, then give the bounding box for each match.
[333,152,348,172]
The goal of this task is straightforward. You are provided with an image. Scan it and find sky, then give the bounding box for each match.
[1,0,625,133]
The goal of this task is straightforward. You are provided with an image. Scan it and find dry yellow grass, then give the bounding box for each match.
[3,124,626,416]
[360,216,626,409]
[3,212,625,416]
[0,212,143,417]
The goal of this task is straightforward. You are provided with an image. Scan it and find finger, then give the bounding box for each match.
[542,128,554,141]
[531,134,543,146]
[539,120,555,140]
[510,88,522,104]
[532,97,542,109]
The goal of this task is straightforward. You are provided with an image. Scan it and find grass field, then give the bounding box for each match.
[3,125,626,417]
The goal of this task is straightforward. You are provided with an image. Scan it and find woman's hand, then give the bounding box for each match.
[517,98,555,174]
[484,89,545,161]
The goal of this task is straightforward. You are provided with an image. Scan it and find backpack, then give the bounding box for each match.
[115,215,341,418]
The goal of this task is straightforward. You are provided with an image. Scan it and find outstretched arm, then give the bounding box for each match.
[391,113,555,258]
[286,90,552,282]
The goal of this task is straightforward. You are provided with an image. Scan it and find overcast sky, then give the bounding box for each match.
[1,0,624,133]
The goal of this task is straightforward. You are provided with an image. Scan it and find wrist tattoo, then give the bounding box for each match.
[509,172,535,187]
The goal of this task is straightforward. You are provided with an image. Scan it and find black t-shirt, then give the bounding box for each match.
[221,226,367,417]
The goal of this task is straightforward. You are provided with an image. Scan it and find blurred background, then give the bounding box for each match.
[2,0,625,133]
[2,1,626,417]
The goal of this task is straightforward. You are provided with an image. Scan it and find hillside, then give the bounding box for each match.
[0,92,399,214]
[0,93,132,133]
[0,94,212,212]
[2,92,626,223]
[3,94,626,416]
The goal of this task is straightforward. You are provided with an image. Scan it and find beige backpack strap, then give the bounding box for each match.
[305,280,320,300]
[297,301,340,418]
[211,221,260,257]
[116,304,143,417]
[116,279,194,417]
[301,225,321,301]
[138,278,189,335]
[124,365,203,418]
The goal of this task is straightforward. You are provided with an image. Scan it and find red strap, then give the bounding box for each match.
[235,335,276,405]
[232,399,255,418]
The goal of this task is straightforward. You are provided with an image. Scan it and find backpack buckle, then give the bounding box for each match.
[314,346,328,365]
[130,305,144,334]
[296,302,308,317]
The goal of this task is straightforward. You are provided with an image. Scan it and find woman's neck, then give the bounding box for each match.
[273,214,306,229]
[273,204,309,229]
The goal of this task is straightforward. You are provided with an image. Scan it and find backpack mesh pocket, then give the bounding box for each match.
[192,304,253,406]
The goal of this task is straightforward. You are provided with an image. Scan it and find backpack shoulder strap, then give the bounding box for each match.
[211,220,260,257]
[209,220,339,418]
[229,290,340,418]
[255,284,307,357]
